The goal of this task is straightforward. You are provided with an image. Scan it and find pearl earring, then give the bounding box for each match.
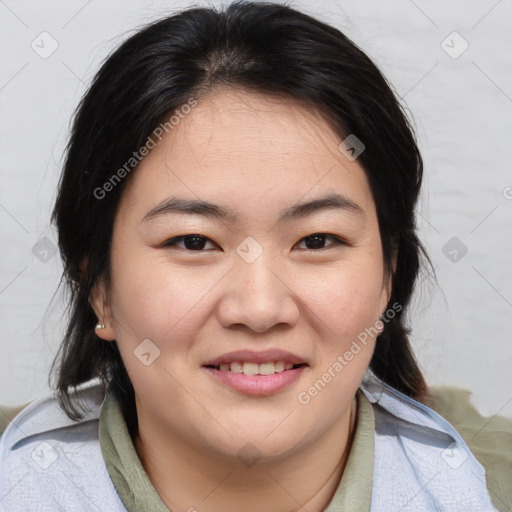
[95,323,105,330]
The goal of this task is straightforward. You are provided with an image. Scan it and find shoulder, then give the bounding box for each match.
[0,379,126,511]
[360,371,502,511]
[428,385,512,511]
[0,379,104,449]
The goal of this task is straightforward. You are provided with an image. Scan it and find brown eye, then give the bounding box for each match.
[162,235,217,251]
[296,233,345,250]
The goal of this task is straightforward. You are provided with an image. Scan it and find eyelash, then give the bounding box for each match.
[161,233,347,252]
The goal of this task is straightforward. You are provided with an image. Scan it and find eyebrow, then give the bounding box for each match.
[141,193,365,224]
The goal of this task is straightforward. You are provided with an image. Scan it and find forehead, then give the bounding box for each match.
[119,87,374,221]
[158,88,348,171]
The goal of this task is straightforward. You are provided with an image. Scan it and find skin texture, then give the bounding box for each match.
[91,87,393,512]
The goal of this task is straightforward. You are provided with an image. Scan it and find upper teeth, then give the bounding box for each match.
[218,361,295,375]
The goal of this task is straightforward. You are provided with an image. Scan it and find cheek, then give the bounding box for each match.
[107,255,209,413]
[108,250,226,356]
[110,244,188,329]
[302,260,386,340]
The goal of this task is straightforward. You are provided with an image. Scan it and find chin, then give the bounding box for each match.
[204,429,308,465]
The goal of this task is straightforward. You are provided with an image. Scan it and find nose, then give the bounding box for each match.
[216,255,300,333]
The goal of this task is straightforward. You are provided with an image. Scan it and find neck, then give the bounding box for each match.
[134,398,357,512]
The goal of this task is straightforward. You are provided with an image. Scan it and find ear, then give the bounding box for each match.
[379,247,398,318]
[89,276,116,341]
[389,247,398,295]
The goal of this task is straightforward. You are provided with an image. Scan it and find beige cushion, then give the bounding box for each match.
[428,386,512,512]
[0,403,30,437]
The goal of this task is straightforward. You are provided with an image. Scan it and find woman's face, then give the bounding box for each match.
[94,88,391,460]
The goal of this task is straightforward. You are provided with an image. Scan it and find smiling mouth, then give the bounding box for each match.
[203,361,308,376]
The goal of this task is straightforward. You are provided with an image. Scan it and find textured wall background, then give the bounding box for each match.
[0,0,511,419]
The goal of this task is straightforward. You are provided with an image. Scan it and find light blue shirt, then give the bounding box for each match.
[0,371,498,511]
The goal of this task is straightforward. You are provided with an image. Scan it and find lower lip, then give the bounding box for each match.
[203,366,307,396]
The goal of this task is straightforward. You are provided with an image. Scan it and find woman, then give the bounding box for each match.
[0,1,510,511]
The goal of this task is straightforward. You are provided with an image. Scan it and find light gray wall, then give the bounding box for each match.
[1,0,511,418]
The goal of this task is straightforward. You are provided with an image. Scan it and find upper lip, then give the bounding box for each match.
[202,349,308,366]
